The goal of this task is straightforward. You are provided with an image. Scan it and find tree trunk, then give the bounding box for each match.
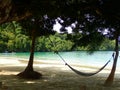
[24,34,36,72]
[17,30,42,79]
[104,33,119,86]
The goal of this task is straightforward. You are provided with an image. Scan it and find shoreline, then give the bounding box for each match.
[0,57,119,73]
[0,57,120,90]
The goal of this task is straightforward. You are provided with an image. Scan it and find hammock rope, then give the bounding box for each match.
[56,51,112,76]
[48,36,112,76]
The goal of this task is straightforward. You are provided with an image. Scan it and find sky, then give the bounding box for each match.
[53,21,62,33]
[53,20,73,34]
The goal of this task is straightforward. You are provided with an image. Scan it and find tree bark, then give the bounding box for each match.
[104,32,119,86]
[17,30,42,79]
[25,33,36,71]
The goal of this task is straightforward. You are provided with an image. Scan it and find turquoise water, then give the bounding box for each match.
[0,51,120,69]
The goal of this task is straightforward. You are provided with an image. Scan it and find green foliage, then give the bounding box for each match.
[0,22,72,52]
[0,21,118,53]
[0,22,31,52]
[45,34,73,52]
[99,39,115,51]
[34,33,73,52]
[1,0,120,53]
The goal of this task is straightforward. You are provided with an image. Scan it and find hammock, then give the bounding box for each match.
[66,60,110,76]
[56,52,111,76]
[48,37,112,76]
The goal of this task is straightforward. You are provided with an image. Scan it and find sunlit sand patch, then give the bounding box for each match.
[24,81,35,84]
[0,57,119,90]
[0,70,19,75]
[43,79,49,82]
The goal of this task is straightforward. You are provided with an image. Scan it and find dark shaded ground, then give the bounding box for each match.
[0,65,120,90]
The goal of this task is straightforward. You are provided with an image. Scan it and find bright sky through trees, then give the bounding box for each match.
[53,21,62,33]
[53,21,75,34]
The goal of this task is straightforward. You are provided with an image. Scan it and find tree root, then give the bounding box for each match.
[17,70,42,79]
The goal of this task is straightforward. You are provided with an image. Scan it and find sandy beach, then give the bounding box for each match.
[0,57,120,90]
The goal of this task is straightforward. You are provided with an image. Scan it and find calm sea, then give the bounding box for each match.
[0,51,120,70]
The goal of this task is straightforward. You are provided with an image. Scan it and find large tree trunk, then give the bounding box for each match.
[25,34,36,72]
[17,30,42,79]
[104,33,119,86]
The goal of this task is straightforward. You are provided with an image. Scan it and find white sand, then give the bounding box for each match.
[0,57,120,90]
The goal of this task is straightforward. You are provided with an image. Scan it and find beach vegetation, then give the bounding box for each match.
[0,0,120,86]
[0,23,116,52]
